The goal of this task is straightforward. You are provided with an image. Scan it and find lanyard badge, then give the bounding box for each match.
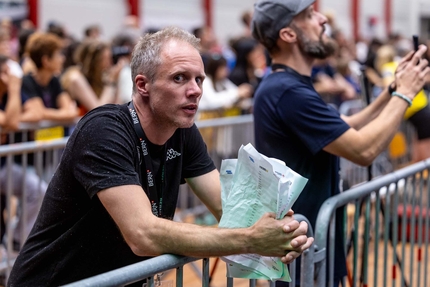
[127,101,166,217]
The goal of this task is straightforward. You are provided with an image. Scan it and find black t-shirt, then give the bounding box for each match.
[8,103,215,286]
[21,74,63,108]
[16,74,64,166]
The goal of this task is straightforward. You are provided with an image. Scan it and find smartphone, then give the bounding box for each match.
[413,35,419,52]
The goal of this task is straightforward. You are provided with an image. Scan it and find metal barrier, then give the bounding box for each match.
[314,159,430,287]
[176,115,255,223]
[63,214,313,287]
[0,137,69,277]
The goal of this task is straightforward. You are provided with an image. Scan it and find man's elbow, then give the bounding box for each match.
[125,229,164,257]
[353,150,376,167]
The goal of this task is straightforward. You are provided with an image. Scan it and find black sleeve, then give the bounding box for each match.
[21,75,37,102]
[181,124,216,180]
[70,109,141,198]
[52,76,63,97]
[49,77,64,108]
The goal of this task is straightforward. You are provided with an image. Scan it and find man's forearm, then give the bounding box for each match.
[4,76,22,130]
[126,212,299,259]
[354,95,408,162]
[344,86,391,130]
[42,108,76,122]
[132,218,251,257]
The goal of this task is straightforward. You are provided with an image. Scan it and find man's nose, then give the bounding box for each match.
[187,80,202,98]
[317,11,328,25]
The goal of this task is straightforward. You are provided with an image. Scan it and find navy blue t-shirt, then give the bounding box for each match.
[253,67,350,281]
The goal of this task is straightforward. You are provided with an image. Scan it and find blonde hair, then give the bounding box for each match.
[375,44,396,73]
[130,26,200,91]
[73,40,110,97]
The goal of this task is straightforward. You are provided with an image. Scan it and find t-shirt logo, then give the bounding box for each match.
[166,148,181,161]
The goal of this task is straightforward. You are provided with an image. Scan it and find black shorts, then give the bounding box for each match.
[407,105,430,140]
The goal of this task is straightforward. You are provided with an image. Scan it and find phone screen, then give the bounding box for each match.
[413,35,419,51]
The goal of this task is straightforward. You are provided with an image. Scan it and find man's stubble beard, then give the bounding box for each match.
[150,101,195,130]
[293,25,337,59]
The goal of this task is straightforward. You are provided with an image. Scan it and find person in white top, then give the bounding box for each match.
[199,53,252,113]
[198,53,253,158]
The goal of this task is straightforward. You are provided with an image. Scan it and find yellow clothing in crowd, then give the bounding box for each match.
[381,62,428,119]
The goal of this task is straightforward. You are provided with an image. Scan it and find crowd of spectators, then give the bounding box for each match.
[0,11,427,129]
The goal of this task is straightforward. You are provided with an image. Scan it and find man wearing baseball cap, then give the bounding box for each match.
[251,0,429,286]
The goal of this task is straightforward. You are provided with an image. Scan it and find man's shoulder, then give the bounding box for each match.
[260,70,311,89]
[78,104,130,128]
[256,72,315,102]
[69,104,135,151]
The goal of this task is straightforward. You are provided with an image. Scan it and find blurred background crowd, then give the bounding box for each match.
[0,8,429,129]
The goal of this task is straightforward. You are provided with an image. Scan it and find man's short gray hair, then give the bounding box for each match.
[130,26,201,91]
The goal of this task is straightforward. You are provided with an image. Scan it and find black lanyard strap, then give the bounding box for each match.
[127,101,166,217]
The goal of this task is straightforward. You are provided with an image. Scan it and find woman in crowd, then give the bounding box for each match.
[228,37,267,97]
[61,40,124,115]
[198,53,252,158]
[376,44,430,162]
[199,53,252,114]
[0,54,48,250]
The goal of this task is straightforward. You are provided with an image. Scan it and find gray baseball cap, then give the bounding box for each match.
[251,0,315,50]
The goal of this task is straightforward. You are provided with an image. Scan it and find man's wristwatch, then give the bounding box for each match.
[388,81,396,95]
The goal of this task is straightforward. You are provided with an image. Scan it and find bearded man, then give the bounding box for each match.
[251,0,430,286]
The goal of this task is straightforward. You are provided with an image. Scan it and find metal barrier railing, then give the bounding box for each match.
[176,115,255,223]
[63,214,313,287]
[314,159,430,287]
[0,137,69,277]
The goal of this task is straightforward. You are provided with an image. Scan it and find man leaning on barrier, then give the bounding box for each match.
[8,27,313,286]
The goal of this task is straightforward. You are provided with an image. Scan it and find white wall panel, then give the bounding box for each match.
[40,0,127,41]
[319,0,353,39]
[213,0,255,45]
[141,0,204,35]
[392,0,421,38]
[362,0,386,39]
[420,0,430,16]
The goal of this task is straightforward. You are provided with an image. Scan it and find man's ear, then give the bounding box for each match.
[279,27,297,44]
[135,75,150,97]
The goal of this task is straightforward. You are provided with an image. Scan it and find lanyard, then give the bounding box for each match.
[127,101,166,217]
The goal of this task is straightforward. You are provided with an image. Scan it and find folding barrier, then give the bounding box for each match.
[63,214,313,287]
[314,159,430,287]
[0,137,69,278]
